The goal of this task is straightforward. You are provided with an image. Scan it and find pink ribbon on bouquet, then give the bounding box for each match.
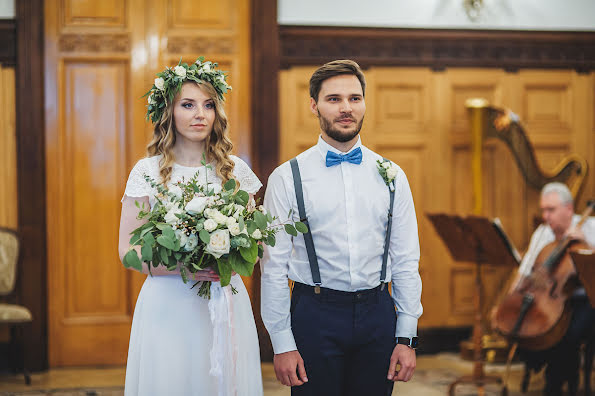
[208,279,238,396]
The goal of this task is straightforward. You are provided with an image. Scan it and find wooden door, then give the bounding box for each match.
[45,0,252,366]
[279,66,595,330]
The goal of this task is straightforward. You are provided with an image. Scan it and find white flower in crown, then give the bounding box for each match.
[154,77,165,91]
[173,65,186,78]
[202,63,212,73]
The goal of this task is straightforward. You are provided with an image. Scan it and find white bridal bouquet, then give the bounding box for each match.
[123,158,306,298]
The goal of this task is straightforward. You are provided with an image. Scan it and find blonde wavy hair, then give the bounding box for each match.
[146,81,235,186]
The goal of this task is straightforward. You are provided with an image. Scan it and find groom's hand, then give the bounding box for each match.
[387,344,416,382]
[273,350,308,387]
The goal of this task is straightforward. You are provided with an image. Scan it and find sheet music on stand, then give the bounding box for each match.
[427,214,520,266]
[569,249,595,308]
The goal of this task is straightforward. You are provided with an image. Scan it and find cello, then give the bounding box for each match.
[491,200,595,350]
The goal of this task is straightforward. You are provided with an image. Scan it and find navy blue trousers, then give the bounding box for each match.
[290,282,397,396]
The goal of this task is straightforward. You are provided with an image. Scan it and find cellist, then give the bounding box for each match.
[515,182,595,396]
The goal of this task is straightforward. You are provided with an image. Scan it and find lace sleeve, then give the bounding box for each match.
[122,158,151,201]
[232,156,263,194]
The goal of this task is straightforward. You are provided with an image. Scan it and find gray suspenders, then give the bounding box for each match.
[290,158,322,293]
[289,157,395,293]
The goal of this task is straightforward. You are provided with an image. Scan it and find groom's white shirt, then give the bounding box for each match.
[261,136,423,355]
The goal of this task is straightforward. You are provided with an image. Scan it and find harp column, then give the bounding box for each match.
[466,98,489,216]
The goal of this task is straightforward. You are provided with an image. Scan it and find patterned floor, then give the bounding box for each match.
[1,353,592,395]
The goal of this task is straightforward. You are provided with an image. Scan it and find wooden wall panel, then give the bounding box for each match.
[0,65,17,229]
[279,66,595,330]
[62,0,127,28]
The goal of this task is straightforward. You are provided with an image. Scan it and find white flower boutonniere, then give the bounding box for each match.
[377,159,398,192]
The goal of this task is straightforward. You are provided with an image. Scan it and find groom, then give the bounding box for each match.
[261,59,423,396]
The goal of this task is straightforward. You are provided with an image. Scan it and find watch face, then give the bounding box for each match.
[411,337,419,348]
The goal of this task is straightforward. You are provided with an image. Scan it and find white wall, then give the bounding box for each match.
[278,0,595,31]
[0,0,14,19]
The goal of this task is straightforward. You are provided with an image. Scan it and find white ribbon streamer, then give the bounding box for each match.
[208,280,237,396]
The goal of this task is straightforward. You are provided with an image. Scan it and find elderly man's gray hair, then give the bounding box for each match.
[541,182,573,205]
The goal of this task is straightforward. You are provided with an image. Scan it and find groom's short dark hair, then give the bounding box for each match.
[309,60,366,103]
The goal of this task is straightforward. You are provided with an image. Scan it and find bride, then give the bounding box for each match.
[118,57,263,396]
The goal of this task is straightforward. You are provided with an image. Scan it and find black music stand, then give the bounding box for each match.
[427,214,519,396]
[570,249,595,308]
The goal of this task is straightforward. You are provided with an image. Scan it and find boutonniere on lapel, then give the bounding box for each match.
[376,159,398,192]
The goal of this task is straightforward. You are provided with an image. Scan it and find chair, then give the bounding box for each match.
[0,227,32,384]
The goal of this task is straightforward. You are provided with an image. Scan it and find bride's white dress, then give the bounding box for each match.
[122,155,264,396]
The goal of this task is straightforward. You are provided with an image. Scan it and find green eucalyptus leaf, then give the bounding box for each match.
[129,234,142,246]
[266,234,276,247]
[159,247,169,263]
[246,221,257,235]
[123,250,142,271]
[143,232,155,246]
[157,235,175,250]
[235,190,249,205]
[229,252,254,277]
[253,211,267,229]
[199,229,211,244]
[224,179,236,191]
[217,259,233,286]
[141,244,153,262]
[240,239,258,264]
[295,222,309,234]
[284,224,298,237]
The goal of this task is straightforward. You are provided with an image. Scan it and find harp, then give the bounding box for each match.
[453,99,589,383]
[466,98,588,214]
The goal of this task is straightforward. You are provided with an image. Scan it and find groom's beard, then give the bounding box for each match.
[318,111,364,143]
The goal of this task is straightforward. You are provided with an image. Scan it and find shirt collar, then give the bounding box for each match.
[316,135,363,160]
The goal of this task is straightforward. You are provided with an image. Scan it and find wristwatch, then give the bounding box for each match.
[396,337,419,349]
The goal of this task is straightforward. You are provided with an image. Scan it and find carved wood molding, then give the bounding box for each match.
[167,36,235,54]
[0,19,16,65]
[59,33,130,53]
[280,26,595,72]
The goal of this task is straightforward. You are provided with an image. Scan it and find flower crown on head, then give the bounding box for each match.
[144,56,232,124]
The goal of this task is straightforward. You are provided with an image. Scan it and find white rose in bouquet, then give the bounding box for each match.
[185,196,208,214]
[175,229,189,247]
[154,77,165,91]
[173,65,186,78]
[206,229,230,258]
[205,208,228,225]
[184,233,199,251]
[251,229,262,239]
[164,207,183,224]
[228,222,242,236]
[382,161,391,169]
[204,218,218,232]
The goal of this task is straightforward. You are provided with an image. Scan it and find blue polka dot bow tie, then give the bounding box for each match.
[325,147,363,167]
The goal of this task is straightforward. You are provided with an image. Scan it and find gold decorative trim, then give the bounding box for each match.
[59,34,130,53]
[167,37,235,55]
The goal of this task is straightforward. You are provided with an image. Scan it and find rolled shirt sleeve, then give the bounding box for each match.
[389,167,423,338]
